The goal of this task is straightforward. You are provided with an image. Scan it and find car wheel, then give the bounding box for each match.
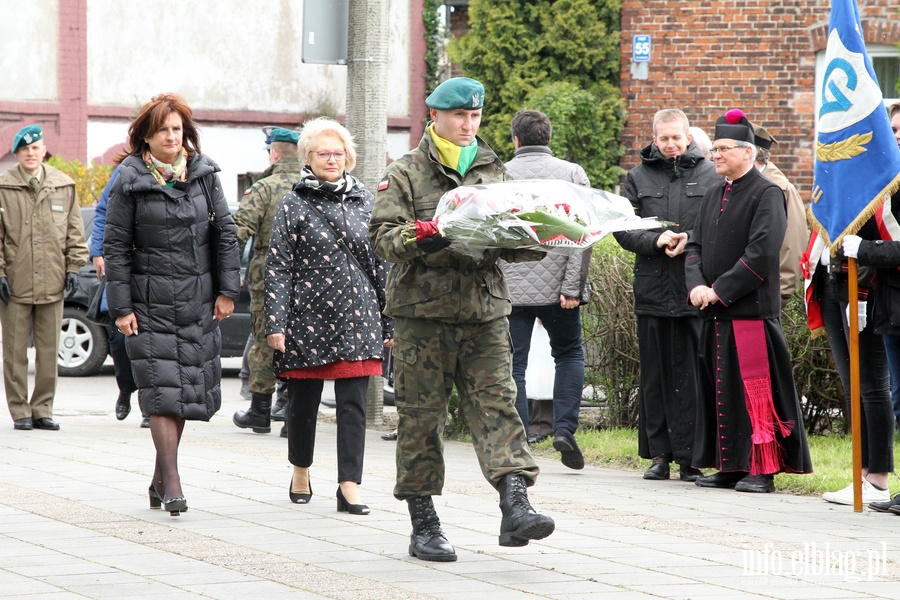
[383,378,395,406]
[58,306,109,377]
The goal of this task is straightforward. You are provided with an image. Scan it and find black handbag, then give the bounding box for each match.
[85,276,110,325]
[199,176,222,294]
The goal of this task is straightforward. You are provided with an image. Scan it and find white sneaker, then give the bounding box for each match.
[822,479,890,505]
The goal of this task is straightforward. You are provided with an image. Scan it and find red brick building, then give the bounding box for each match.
[619,0,900,195]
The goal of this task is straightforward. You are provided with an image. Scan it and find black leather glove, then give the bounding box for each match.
[416,233,451,254]
[0,277,10,305]
[65,272,78,299]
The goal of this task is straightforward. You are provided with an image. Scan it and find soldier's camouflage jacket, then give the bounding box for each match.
[233,156,304,311]
[369,132,544,324]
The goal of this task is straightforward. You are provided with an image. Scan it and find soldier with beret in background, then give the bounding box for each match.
[0,124,88,430]
[237,125,279,403]
[232,127,303,436]
[369,77,555,562]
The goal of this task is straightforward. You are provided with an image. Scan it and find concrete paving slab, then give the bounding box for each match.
[0,365,899,599]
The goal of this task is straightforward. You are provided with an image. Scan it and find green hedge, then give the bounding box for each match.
[581,239,846,435]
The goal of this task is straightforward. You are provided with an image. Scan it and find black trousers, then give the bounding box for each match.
[287,377,368,483]
[636,314,702,467]
[108,325,137,395]
[818,271,894,473]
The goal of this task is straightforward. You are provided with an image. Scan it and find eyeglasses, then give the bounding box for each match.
[709,145,745,155]
[312,151,346,161]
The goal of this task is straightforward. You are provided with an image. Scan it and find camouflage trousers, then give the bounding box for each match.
[392,316,538,500]
[249,306,278,395]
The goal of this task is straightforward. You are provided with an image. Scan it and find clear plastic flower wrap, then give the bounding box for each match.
[402,179,664,259]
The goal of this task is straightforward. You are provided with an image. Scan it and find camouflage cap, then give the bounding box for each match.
[12,124,43,153]
[426,77,484,111]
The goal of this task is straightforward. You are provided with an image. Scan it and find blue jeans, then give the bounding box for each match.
[882,334,900,429]
[509,304,584,434]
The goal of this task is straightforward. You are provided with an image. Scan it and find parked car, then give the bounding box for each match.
[60,206,252,376]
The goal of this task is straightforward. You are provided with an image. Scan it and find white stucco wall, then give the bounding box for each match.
[86,0,410,118]
[0,0,59,101]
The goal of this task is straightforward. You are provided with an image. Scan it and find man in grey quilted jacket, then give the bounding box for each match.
[501,110,590,470]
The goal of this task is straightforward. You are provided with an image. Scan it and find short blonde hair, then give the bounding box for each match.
[652,108,690,137]
[299,117,357,173]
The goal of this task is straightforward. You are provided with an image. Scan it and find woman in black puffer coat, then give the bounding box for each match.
[104,93,240,516]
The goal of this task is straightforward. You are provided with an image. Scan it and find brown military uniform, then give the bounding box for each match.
[0,164,88,421]
[370,132,544,500]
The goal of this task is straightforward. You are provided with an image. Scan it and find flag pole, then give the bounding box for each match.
[847,258,863,513]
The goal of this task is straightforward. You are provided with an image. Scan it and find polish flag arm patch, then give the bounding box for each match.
[377,179,390,192]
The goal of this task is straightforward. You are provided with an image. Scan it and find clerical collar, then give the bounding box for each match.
[725,165,755,184]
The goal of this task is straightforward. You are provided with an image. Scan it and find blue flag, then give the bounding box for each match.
[809,0,900,250]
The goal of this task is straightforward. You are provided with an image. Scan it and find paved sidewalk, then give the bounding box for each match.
[1,364,899,599]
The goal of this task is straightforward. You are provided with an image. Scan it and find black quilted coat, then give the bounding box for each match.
[104,153,240,420]
[264,177,390,374]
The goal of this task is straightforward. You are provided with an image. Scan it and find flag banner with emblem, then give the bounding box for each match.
[809,0,900,252]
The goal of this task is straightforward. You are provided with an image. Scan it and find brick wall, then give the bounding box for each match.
[56,0,87,160]
[619,0,900,196]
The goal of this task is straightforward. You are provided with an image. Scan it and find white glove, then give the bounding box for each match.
[845,301,867,332]
[842,235,862,259]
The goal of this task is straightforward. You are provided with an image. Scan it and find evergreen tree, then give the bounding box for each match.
[449,0,624,188]
[526,80,625,189]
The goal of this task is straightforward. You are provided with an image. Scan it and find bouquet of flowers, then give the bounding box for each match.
[402,179,664,259]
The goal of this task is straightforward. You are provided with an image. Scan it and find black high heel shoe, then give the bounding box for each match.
[149,483,163,509]
[336,486,370,515]
[164,497,188,516]
[151,483,188,513]
[289,474,313,504]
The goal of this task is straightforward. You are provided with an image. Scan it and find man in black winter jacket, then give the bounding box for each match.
[613,108,720,482]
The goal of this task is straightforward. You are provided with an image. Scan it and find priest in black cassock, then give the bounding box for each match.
[684,109,813,493]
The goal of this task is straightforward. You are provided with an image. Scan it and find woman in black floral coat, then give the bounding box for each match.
[266,118,392,515]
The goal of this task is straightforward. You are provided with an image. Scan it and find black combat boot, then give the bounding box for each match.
[233,393,272,433]
[407,497,457,562]
[498,474,555,547]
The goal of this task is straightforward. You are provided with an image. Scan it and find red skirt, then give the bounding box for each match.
[280,359,382,380]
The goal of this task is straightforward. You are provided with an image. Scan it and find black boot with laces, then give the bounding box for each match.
[498,474,555,547]
[407,496,457,561]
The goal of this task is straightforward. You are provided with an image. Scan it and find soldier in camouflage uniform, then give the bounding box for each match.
[369,77,555,562]
[232,128,303,434]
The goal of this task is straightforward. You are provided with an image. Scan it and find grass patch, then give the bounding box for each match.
[528,428,900,497]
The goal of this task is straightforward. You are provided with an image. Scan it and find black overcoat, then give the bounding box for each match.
[104,153,240,420]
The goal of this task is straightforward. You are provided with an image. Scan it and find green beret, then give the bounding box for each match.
[12,124,43,153]
[270,128,299,144]
[426,77,485,111]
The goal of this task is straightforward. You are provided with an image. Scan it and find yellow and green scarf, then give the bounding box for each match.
[428,123,478,176]
[144,148,188,187]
